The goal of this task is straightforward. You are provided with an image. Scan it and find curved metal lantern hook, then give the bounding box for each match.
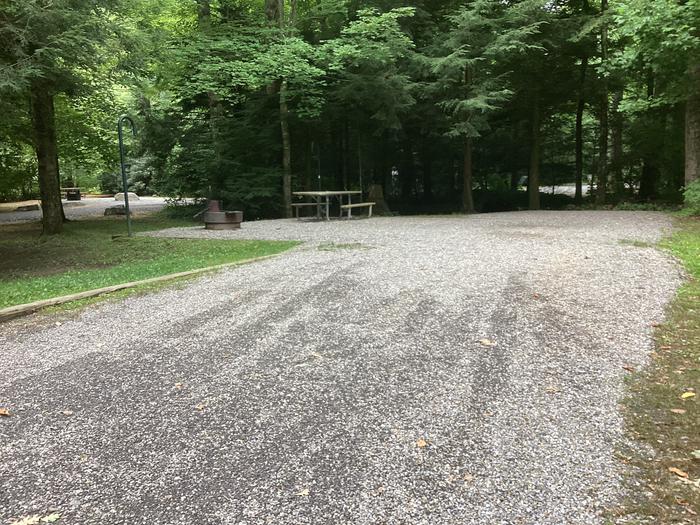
[118,115,136,236]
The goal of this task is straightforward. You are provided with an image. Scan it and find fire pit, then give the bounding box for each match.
[204,200,243,230]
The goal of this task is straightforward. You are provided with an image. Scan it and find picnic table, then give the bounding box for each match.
[292,190,363,220]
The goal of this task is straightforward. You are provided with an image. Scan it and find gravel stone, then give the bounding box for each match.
[0,211,683,524]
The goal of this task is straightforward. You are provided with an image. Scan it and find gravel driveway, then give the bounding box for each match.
[0,211,683,524]
[0,197,167,224]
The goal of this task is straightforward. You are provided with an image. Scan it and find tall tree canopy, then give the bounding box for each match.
[1,0,698,229]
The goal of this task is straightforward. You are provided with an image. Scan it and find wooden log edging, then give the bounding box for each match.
[0,253,282,323]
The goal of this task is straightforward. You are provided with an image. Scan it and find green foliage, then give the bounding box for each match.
[161,199,207,220]
[0,0,694,215]
[323,7,417,130]
[614,201,680,212]
[682,180,700,216]
[614,0,700,108]
[430,0,546,140]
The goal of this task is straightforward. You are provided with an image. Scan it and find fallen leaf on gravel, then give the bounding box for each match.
[691,450,700,460]
[680,392,696,399]
[195,403,206,411]
[0,408,11,417]
[296,488,310,497]
[416,438,428,448]
[668,467,689,478]
[545,386,558,394]
[670,409,687,414]
[11,512,61,525]
[174,383,183,390]
[60,410,73,416]
[10,516,41,525]
[479,339,496,347]
[622,366,635,373]
[463,473,475,482]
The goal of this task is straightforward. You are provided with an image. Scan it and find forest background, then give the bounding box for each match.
[1,0,699,234]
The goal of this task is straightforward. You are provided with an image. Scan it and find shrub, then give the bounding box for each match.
[161,199,206,220]
[99,171,121,194]
[682,180,700,216]
[614,201,680,212]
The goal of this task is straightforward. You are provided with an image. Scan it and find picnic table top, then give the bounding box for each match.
[293,190,361,197]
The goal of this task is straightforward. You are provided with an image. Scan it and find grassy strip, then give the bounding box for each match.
[613,217,699,523]
[0,215,298,309]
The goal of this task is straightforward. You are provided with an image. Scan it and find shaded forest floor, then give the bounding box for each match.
[0,214,297,309]
[614,217,700,523]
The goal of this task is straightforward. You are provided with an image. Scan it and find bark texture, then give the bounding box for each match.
[575,57,588,204]
[280,79,292,217]
[596,0,609,204]
[30,80,63,235]
[610,91,624,198]
[686,61,700,186]
[462,138,474,213]
[528,98,541,210]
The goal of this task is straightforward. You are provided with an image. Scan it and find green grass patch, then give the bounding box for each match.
[613,217,700,523]
[0,214,298,309]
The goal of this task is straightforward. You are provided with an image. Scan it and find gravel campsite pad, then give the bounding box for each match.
[0,211,683,524]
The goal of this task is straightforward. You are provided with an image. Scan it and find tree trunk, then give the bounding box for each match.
[30,80,63,235]
[422,148,433,203]
[575,57,588,203]
[610,90,624,198]
[264,0,280,23]
[280,79,292,217]
[265,0,292,216]
[685,60,700,187]
[401,140,414,201]
[197,0,225,198]
[528,98,541,210]
[639,73,657,200]
[357,138,363,194]
[462,138,474,213]
[304,139,313,191]
[197,0,211,23]
[341,122,349,190]
[596,0,609,204]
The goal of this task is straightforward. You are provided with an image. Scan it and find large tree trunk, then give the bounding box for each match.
[198,0,224,198]
[610,91,624,199]
[639,73,658,200]
[462,138,474,213]
[422,148,433,203]
[197,0,211,22]
[686,60,700,187]
[596,0,609,204]
[265,0,293,217]
[528,98,541,210]
[341,121,349,190]
[575,57,588,203]
[30,80,63,235]
[280,79,292,217]
[357,138,363,194]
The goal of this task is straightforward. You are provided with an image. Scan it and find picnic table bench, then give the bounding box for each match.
[293,191,374,220]
[340,201,375,218]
